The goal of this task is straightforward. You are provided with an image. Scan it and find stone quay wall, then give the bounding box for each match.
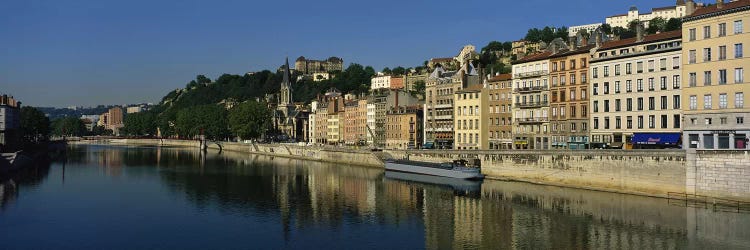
[388,149,688,198]
[686,149,750,201]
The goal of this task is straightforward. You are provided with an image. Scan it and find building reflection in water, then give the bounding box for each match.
[0,158,52,211]
[61,145,750,249]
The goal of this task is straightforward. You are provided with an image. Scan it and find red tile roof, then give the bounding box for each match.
[599,30,682,50]
[685,0,750,19]
[513,51,553,64]
[488,73,512,82]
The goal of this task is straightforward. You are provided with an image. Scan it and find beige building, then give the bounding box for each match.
[682,0,750,150]
[512,40,544,59]
[512,52,552,150]
[424,67,461,149]
[605,1,696,28]
[343,99,368,146]
[590,30,684,149]
[99,106,124,135]
[385,106,423,149]
[454,84,488,150]
[487,74,514,149]
[314,105,328,144]
[550,45,594,149]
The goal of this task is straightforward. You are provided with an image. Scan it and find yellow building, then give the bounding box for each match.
[385,106,423,149]
[682,0,750,149]
[454,84,488,150]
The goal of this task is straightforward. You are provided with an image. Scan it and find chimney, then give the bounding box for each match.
[686,0,696,15]
[636,22,645,42]
[716,0,724,9]
[568,36,577,48]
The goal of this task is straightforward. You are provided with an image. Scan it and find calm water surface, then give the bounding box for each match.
[1,145,748,249]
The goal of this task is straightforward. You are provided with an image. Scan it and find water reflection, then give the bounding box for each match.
[3,145,748,249]
[0,158,52,211]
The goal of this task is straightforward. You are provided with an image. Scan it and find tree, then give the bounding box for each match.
[196,74,211,84]
[409,80,426,99]
[391,66,406,76]
[600,23,613,35]
[175,104,228,140]
[51,117,86,137]
[20,107,50,143]
[647,17,667,34]
[381,67,392,75]
[228,101,272,140]
[481,41,504,53]
[502,42,512,52]
[665,18,682,32]
[122,112,156,136]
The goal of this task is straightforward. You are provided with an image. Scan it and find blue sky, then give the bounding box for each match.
[1,0,684,107]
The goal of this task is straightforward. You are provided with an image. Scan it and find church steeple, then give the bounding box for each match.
[280,57,293,105]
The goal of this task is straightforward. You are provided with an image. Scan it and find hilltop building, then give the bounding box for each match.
[295,56,343,75]
[605,0,697,28]
[271,58,308,142]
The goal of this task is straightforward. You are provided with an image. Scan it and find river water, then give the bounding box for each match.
[0,145,748,249]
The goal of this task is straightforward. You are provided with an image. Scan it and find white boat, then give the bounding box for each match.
[384,159,484,180]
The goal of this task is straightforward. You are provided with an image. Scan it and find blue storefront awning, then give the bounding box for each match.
[632,133,681,145]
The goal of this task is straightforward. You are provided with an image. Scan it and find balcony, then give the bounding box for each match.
[430,115,453,120]
[514,85,549,93]
[515,117,549,124]
[514,101,549,109]
[426,127,453,132]
[434,103,452,109]
[514,70,549,79]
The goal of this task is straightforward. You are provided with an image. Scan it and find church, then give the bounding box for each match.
[270,58,309,142]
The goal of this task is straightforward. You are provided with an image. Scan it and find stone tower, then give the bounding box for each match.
[280,57,293,106]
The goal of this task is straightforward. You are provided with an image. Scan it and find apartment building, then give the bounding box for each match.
[343,99,368,146]
[487,74,514,149]
[590,29,684,149]
[454,84,488,150]
[0,95,21,150]
[424,67,461,149]
[370,89,420,148]
[682,0,750,150]
[512,52,552,150]
[550,45,594,149]
[385,106,423,150]
[295,56,343,75]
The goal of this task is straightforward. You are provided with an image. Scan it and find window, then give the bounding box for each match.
[649,115,655,129]
[736,20,744,34]
[704,71,712,85]
[660,76,667,90]
[604,66,609,77]
[661,115,668,129]
[593,83,598,95]
[721,117,729,125]
[719,46,727,60]
[637,61,643,73]
[719,23,727,37]
[581,58,587,67]
[615,81,620,93]
[570,89,576,101]
[638,97,644,111]
[615,64,621,75]
[689,28,696,41]
[581,73,587,83]
[581,89,587,100]
[688,50,696,64]
[560,61,566,71]
[719,93,728,109]
[561,76,566,86]
[738,117,745,124]
[706,118,713,125]
[604,100,610,112]
[626,63,632,74]
[704,94,712,109]
[672,57,680,69]
[673,75,680,89]
[737,68,745,83]
[736,92,745,108]
[660,58,667,71]
[582,105,587,117]
[593,67,598,78]
[648,78,655,91]
[593,100,599,112]
[673,95,681,109]
[571,74,576,85]
[604,82,609,94]
[637,79,643,92]
[690,95,697,110]
[627,116,633,129]
[674,115,680,129]
[689,73,697,87]
[570,106,576,118]
[736,43,744,58]
[615,99,621,112]
[704,48,711,62]
[704,25,711,39]
[648,60,655,72]
[627,98,633,111]
[719,69,727,84]
[593,117,599,129]
[638,116,644,129]
[626,80,633,92]
[649,97,655,110]
[661,96,668,110]
[604,117,610,129]
[571,60,576,69]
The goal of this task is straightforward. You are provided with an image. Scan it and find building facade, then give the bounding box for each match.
[385,106,423,149]
[487,74,514,149]
[294,56,343,75]
[512,52,552,150]
[550,45,594,149]
[605,1,696,28]
[682,0,750,150]
[343,99,368,146]
[453,84,488,150]
[424,67,460,149]
[370,89,420,148]
[569,23,602,37]
[590,30,684,149]
[0,95,21,150]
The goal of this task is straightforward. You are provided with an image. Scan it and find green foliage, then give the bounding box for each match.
[20,107,50,143]
[409,80,425,99]
[51,117,86,137]
[381,67,392,75]
[647,17,667,34]
[175,104,228,140]
[525,26,569,43]
[665,18,682,32]
[228,101,272,140]
[391,66,406,76]
[122,111,156,136]
[600,24,612,35]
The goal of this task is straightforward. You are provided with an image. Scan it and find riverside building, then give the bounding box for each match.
[424,66,460,149]
[453,84,488,150]
[682,0,750,150]
[512,52,552,150]
[549,44,595,149]
[487,74,514,149]
[385,106,423,149]
[589,28,684,149]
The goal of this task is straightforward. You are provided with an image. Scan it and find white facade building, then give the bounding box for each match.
[606,1,695,28]
[370,75,393,90]
[569,23,602,37]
